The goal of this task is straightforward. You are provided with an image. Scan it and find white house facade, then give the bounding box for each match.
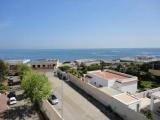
[87,70,138,93]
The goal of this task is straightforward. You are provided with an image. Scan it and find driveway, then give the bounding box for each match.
[0,94,9,114]
[42,70,122,120]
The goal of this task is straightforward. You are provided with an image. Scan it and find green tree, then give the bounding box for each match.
[17,64,32,80]
[115,64,123,72]
[140,63,150,72]
[0,83,8,93]
[87,64,101,71]
[0,60,8,82]
[68,68,82,78]
[59,65,71,72]
[126,63,140,76]
[100,60,105,71]
[21,71,52,104]
[78,63,87,74]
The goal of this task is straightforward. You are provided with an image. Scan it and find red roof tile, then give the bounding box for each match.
[95,71,128,80]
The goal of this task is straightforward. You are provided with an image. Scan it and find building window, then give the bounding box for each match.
[43,65,45,68]
[38,65,40,68]
[32,65,35,68]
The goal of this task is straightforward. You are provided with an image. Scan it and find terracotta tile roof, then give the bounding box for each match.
[95,71,128,80]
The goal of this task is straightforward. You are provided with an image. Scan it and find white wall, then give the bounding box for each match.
[120,82,137,93]
[112,81,122,91]
[128,101,141,112]
[108,80,116,88]
[40,100,63,120]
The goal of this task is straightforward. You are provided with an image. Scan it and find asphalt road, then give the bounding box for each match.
[44,71,110,120]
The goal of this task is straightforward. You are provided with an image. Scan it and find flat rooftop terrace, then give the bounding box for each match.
[114,93,140,105]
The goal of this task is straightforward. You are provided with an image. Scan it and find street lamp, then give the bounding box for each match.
[61,77,64,119]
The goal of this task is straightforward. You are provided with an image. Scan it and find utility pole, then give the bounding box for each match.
[61,72,64,119]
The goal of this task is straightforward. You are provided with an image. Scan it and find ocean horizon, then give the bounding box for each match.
[0,48,160,62]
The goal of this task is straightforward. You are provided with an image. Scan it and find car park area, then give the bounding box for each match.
[0,76,42,120]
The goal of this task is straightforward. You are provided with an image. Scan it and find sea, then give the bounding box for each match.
[0,48,160,62]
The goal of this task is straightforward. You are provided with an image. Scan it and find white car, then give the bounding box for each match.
[9,97,17,105]
[48,95,59,105]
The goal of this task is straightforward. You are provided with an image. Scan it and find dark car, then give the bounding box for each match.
[8,80,13,86]
[7,91,17,98]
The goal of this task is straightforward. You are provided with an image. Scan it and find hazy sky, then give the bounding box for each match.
[0,0,160,49]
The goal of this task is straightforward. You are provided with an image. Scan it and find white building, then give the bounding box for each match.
[87,70,138,93]
[120,56,160,63]
[113,93,141,112]
[85,70,140,112]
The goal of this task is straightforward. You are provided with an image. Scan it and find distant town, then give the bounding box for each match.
[0,55,160,120]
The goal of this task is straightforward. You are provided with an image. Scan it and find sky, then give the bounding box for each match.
[0,0,160,49]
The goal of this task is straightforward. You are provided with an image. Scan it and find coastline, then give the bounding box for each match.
[0,48,160,62]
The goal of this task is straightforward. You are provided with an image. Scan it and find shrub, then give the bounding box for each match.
[87,64,101,71]
[141,109,154,120]
[0,60,8,82]
[68,68,82,78]
[59,65,71,72]
[0,83,8,93]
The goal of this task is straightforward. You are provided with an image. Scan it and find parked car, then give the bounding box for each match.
[7,91,17,98]
[8,77,13,81]
[9,76,13,79]
[9,97,17,105]
[8,72,12,76]
[8,80,13,86]
[48,95,59,105]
